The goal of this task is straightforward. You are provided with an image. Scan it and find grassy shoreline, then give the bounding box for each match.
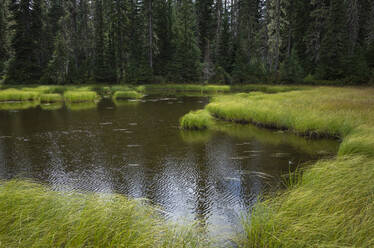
[0,180,210,248]
[180,86,374,247]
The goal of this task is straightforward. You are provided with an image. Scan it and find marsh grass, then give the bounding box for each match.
[0,180,210,248]
[0,89,40,101]
[64,91,99,103]
[40,93,63,103]
[113,90,144,100]
[200,87,374,247]
[180,110,214,130]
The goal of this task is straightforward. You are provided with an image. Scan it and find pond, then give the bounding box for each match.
[0,96,339,238]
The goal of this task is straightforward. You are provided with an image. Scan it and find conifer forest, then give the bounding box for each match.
[0,0,373,85]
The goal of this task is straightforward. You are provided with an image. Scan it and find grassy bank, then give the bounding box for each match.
[186,87,374,247]
[0,180,209,248]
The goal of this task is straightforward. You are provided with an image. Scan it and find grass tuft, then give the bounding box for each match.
[180,110,214,130]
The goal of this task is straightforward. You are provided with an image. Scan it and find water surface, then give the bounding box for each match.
[0,96,338,236]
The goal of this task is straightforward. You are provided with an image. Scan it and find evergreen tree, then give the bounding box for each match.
[0,0,8,78]
[316,0,349,80]
[170,0,201,82]
[6,0,44,84]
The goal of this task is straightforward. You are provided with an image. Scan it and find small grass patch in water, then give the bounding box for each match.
[113,90,144,100]
[64,91,99,103]
[0,89,40,102]
[0,180,210,248]
[180,110,213,130]
[40,93,63,103]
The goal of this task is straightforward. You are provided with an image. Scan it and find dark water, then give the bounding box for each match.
[0,97,338,236]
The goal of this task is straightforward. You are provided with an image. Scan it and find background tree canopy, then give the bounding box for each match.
[0,0,373,85]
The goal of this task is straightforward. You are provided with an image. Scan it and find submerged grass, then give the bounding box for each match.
[180,109,213,130]
[194,86,374,247]
[64,91,99,103]
[0,180,210,248]
[113,90,144,100]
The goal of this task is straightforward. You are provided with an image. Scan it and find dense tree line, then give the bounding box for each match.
[0,0,373,85]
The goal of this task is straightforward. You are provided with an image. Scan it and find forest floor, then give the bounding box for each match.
[182,86,374,247]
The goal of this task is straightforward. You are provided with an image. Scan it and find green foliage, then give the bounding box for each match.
[180,110,213,130]
[0,180,211,248]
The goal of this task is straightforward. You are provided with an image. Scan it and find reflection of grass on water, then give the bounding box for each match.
[0,101,40,110]
[214,122,339,155]
[113,98,140,107]
[180,130,212,144]
[66,101,97,111]
[40,102,63,111]
[0,180,210,248]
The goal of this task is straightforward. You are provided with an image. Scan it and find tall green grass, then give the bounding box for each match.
[180,110,213,130]
[64,90,99,103]
[0,180,210,248]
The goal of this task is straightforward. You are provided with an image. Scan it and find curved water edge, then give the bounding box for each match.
[0,95,339,245]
